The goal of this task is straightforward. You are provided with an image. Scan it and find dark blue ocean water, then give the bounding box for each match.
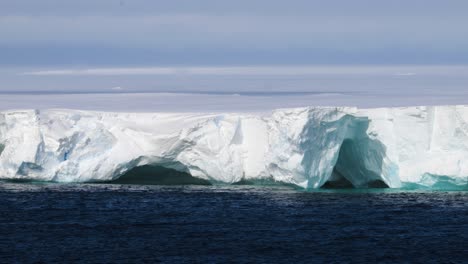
[1,182,467,263]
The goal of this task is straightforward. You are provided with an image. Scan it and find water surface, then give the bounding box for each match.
[1,182,467,263]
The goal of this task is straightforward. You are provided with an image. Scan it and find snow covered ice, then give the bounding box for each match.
[0,106,467,189]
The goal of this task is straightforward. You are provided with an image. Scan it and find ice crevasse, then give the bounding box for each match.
[0,106,467,189]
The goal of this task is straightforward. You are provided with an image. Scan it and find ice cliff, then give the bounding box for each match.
[0,106,467,189]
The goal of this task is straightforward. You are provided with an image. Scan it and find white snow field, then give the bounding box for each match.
[0,106,467,189]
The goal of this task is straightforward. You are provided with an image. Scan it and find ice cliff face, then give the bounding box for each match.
[0,106,467,189]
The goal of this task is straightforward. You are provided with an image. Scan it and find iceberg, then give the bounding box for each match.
[0,106,467,189]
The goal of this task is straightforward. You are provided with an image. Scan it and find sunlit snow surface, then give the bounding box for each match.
[2,91,468,112]
[0,106,467,189]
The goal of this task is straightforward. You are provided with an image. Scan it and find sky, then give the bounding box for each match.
[2,0,468,66]
[1,0,468,95]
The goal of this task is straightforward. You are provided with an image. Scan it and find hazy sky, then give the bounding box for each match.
[1,0,468,95]
[2,0,468,66]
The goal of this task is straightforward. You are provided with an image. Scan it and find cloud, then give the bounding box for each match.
[0,14,467,51]
[2,1,468,65]
[3,0,468,17]
[394,73,416,76]
[21,65,468,76]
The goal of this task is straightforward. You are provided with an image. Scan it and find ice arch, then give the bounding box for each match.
[298,111,399,189]
[324,139,389,188]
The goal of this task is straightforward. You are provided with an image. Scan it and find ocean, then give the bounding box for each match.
[1,182,467,263]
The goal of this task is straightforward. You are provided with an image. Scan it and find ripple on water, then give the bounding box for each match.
[0,182,467,263]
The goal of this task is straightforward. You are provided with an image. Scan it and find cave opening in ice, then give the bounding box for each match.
[111,165,211,185]
[323,138,389,189]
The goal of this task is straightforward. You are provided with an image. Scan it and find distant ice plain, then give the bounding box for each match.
[1,65,468,112]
